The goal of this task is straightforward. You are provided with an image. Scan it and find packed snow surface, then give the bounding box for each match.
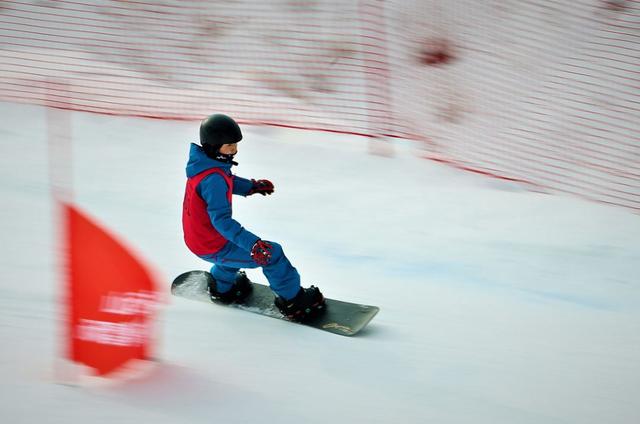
[1,102,639,423]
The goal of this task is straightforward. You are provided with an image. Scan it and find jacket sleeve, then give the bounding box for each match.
[199,174,260,251]
[232,175,253,196]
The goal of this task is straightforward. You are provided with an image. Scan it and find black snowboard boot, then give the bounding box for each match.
[208,271,253,304]
[274,286,326,322]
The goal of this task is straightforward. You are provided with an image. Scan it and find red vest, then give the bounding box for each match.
[182,168,233,256]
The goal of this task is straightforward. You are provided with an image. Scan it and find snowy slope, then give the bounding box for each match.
[1,101,639,424]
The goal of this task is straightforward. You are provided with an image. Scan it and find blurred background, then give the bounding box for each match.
[1,0,638,208]
[1,1,639,424]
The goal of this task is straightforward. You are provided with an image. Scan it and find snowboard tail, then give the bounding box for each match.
[171,271,379,336]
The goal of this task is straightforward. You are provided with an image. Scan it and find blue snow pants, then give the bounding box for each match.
[201,241,301,300]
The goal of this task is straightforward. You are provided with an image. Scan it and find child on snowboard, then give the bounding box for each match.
[182,113,325,322]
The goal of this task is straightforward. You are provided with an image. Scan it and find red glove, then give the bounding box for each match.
[249,179,274,196]
[251,240,273,265]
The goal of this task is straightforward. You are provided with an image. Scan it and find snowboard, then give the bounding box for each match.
[171,270,379,336]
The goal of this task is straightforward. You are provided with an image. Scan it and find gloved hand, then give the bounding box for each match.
[249,179,274,196]
[251,240,273,265]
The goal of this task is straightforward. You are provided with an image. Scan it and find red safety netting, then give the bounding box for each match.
[387,1,640,210]
[1,0,638,210]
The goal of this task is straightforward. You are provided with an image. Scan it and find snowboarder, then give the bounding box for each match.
[182,113,325,322]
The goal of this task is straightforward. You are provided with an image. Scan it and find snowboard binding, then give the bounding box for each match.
[275,286,326,322]
[208,271,253,304]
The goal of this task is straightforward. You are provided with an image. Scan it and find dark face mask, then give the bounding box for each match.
[203,144,238,165]
[214,151,238,166]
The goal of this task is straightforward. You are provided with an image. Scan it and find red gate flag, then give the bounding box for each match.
[64,202,161,377]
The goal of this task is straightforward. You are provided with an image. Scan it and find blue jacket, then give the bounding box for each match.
[185,143,259,252]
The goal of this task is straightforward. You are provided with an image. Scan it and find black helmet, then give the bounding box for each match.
[199,114,242,155]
